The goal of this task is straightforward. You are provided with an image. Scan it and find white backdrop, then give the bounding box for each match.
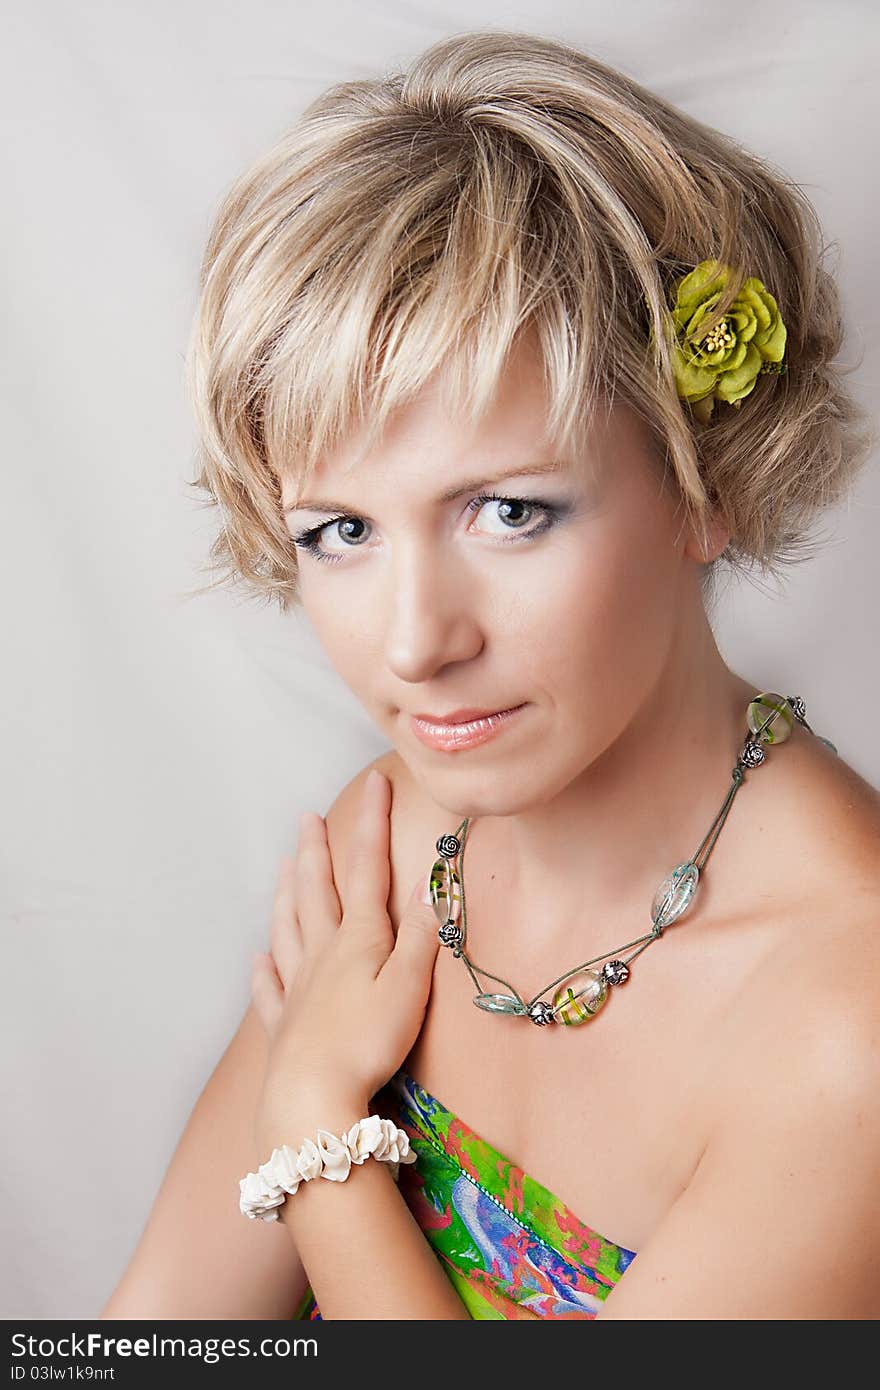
[2,1,877,1319]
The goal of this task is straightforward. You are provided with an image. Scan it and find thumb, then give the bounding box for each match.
[377,871,442,997]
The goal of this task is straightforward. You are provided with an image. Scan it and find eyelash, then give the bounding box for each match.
[290,492,566,567]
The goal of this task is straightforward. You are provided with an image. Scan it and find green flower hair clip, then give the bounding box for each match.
[665,259,788,425]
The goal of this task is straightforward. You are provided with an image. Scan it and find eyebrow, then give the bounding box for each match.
[284,460,568,514]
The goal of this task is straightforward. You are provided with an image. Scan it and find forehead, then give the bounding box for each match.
[338,349,550,473]
[279,404,663,518]
[281,333,609,507]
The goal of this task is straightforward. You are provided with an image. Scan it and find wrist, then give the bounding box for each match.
[242,1094,416,1225]
[255,1085,372,1161]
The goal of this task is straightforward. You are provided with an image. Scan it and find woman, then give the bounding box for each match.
[102,31,879,1320]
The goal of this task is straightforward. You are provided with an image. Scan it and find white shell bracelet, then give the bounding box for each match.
[239,1114,418,1221]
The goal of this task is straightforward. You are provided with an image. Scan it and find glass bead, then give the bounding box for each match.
[473,993,525,1015]
[747,692,794,745]
[428,856,462,928]
[551,969,608,1025]
[651,861,700,929]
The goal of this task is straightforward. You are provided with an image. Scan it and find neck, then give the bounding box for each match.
[454,630,764,942]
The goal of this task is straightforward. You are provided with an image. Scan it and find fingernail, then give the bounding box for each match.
[420,872,433,905]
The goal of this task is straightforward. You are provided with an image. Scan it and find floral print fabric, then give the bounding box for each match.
[292,1068,636,1320]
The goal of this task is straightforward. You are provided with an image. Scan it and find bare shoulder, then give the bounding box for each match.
[732,733,880,1065]
[748,728,880,943]
[707,739,880,1215]
[599,949,880,1316]
[802,739,879,928]
[600,747,880,1317]
[787,733,880,871]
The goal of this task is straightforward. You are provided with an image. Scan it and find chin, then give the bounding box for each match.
[408,761,555,821]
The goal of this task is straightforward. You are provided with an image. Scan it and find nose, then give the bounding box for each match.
[382,535,484,684]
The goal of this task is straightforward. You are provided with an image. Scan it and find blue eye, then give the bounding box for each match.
[290,514,370,566]
[290,492,567,566]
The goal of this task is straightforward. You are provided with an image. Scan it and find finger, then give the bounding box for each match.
[375,871,440,1002]
[295,812,341,957]
[341,769,393,949]
[251,951,285,1036]
[269,855,303,990]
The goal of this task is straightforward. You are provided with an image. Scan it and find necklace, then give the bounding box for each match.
[426,692,836,1027]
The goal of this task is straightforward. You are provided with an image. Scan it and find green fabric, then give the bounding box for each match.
[291,1069,637,1320]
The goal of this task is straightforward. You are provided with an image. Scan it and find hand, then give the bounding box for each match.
[249,768,440,1156]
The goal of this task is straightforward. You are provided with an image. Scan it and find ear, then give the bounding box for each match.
[683,507,730,565]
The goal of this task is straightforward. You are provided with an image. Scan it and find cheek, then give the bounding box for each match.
[517,523,682,710]
[299,583,381,691]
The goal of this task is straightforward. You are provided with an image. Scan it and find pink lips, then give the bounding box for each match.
[412,706,509,724]
[409,703,528,752]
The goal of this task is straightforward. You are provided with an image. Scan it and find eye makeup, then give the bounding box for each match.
[289,491,574,566]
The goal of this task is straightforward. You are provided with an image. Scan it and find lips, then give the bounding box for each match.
[411,704,523,725]
[409,703,528,752]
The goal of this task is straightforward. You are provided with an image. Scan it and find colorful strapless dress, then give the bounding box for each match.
[292,1068,637,1320]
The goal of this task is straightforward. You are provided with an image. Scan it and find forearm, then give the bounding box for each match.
[260,1090,470,1320]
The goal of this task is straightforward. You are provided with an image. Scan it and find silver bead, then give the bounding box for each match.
[527,1000,555,1026]
[436,834,461,859]
[740,739,766,768]
[788,695,806,723]
[438,920,463,948]
[602,959,630,986]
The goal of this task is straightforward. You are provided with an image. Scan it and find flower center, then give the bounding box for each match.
[700,318,736,354]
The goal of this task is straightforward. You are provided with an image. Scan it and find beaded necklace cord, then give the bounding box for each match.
[427,692,836,1027]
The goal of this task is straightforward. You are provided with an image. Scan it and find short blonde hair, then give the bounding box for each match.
[184,29,875,611]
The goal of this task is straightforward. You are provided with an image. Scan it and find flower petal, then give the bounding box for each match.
[672,350,718,399]
[728,306,758,344]
[755,297,786,360]
[720,338,749,372]
[716,342,763,400]
[691,394,716,425]
[674,259,728,311]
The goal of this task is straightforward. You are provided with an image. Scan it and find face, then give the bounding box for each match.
[280,333,722,818]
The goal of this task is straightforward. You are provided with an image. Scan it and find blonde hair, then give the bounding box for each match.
[184,29,875,611]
